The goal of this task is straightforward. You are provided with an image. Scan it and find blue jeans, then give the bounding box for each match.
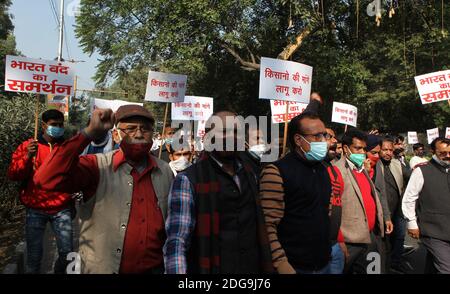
[296,262,331,274]
[330,243,345,274]
[25,207,73,274]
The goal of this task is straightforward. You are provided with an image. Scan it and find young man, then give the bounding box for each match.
[8,109,73,274]
[409,143,428,169]
[167,141,193,176]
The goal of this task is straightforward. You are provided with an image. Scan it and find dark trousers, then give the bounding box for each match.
[345,232,384,274]
[422,236,450,274]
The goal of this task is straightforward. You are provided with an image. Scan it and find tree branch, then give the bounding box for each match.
[220,42,260,70]
[277,26,313,60]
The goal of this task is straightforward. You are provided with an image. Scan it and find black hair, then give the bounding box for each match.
[42,109,64,123]
[430,137,450,152]
[381,135,395,145]
[394,135,405,144]
[413,143,424,151]
[287,113,322,149]
[341,128,368,148]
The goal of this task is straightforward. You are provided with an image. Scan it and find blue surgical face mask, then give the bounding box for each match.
[300,135,328,161]
[165,138,174,145]
[46,125,65,138]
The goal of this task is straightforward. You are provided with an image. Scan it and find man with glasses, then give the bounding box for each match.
[34,105,174,273]
[402,137,450,273]
[333,128,385,274]
[260,113,333,274]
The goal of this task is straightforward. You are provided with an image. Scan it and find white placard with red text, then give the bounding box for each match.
[171,96,213,121]
[4,55,74,96]
[270,100,308,124]
[144,71,187,103]
[259,57,312,103]
[446,127,450,139]
[407,132,419,144]
[414,70,450,104]
[427,127,439,144]
[92,98,143,113]
[196,120,207,138]
[331,102,358,127]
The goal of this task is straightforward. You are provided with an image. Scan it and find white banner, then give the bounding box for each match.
[427,127,439,144]
[331,102,358,127]
[446,127,450,139]
[259,57,312,103]
[196,120,207,138]
[171,96,213,121]
[407,132,419,145]
[4,55,74,96]
[270,100,308,124]
[414,70,450,104]
[144,71,187,103]
[91,98,143,113]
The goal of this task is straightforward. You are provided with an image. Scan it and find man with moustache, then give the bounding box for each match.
[34,105,174,273]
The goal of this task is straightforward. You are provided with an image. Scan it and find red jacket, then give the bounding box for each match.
[7,135,73,214]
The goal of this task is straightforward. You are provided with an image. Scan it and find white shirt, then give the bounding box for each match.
[409,156,428,169]
[401,167,425,230]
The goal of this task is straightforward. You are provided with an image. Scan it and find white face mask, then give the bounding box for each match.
[169,156,192,172]
[249,144,269,158]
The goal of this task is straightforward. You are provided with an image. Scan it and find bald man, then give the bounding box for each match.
[164,111,274,274]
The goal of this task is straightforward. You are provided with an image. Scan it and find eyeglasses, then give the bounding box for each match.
[118,125,152,136]
[300,132,332,140]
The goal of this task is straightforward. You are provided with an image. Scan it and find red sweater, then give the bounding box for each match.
[7,136,72,214]
[352,170,376,232]
[33,133,165,273]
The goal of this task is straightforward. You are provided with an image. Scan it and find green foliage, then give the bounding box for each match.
[0,94,45,221]
[74,0,449,133]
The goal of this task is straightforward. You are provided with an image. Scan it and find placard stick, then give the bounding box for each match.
[159,103,169,159]
[282,102,289,157]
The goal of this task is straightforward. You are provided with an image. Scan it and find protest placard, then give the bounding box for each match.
[144,71,187,103]
[331,102,358,127]
[445,127,450,139]
[91,98,143,113]
[172,96,213,121]
[270,100,308,124]
[414,70,450,104]
[427,127,439,144]
[259,57,312,103]
[407,132,419,144]
[5,55,74,96]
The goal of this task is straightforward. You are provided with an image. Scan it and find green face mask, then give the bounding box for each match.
[347,148,366,168]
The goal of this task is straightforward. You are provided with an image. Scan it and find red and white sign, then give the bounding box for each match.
[4,55,74,96]
[331,102,358,127]
[171,96,213,121]
[414,70,450,104]
[144,71,187,103]
[92,98,143,113]
[270,100,308,124]
[407,132,419,144]
[47,95,69,116]
[427,127,439,144]
[445,127,450,139]
[259,57,312,103]
[196,120,207,138]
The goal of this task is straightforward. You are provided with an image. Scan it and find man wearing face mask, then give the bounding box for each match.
[34,105,174,273]
[333,129,385,274]
[260,113,332,274]
[8,109,73,274]
[152,124,176,163]
[164,110,274,274]
[167,141,193,176]
[402,137,450,273]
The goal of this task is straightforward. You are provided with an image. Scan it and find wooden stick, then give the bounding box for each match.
[344,124,348,133]
[159,103,169,159]
[34,95,39,140]
[282,102,289,157]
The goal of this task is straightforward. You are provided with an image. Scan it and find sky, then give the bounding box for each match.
[10,0,100,91]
